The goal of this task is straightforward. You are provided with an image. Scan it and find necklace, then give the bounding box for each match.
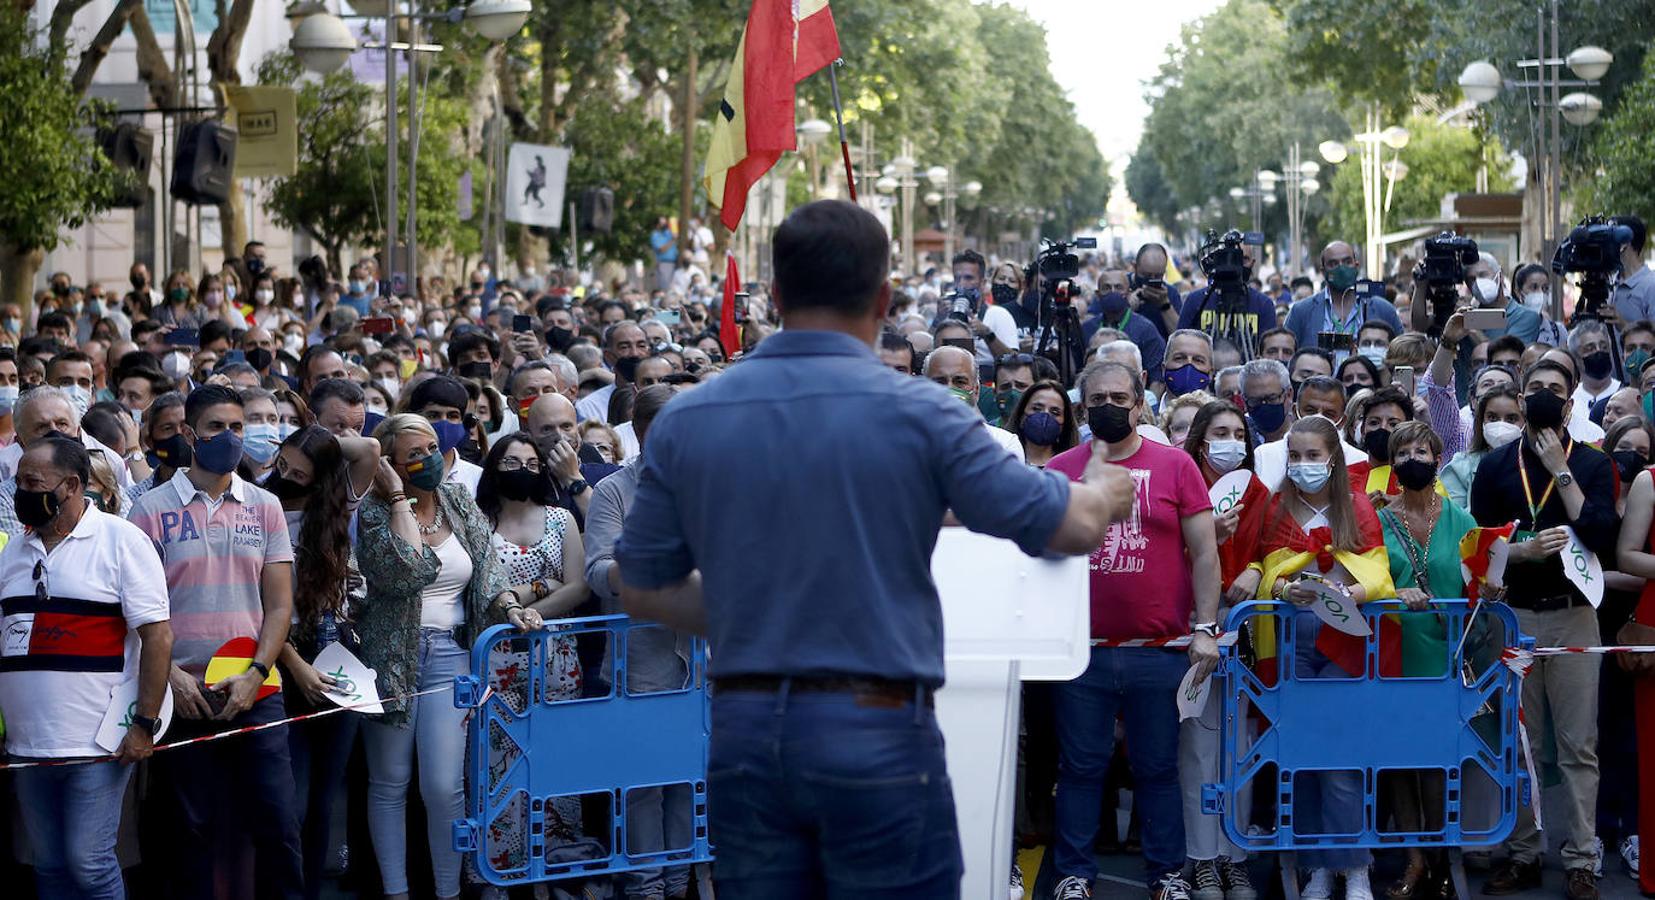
[416,499,445,535]
[1400,492,1439,554]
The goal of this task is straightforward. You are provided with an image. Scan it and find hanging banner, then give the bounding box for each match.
[223,85,297,177]
[504,143,571,228]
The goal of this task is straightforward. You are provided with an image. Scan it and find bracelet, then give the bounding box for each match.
[532,579,548,599]
[501,588,523,609]
[389,492,407,504]
[247,659,271,680]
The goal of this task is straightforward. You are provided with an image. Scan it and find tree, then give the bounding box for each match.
[1584,43,1655,227]
[1325,114,1514,246]
[0,4,117,311]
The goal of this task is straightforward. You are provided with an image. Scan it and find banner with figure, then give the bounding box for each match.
[504,143,571,228]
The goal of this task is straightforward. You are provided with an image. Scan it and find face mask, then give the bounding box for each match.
[1474,277,1500,304]
[404,450,446,491]
[431,419,467,454]
[242,423,280,465]
[64,385,91,418]
[2,318,17,334]
[466,305,482,320]
[1628,349,1651,378]
[1483,420,1522,449]
[1394,457,1438,492]
[1583,350,1613,381]
[1164,364,1211,397]
[147,432,192,469]
[376,377,401,403]
[167,287,190,304]
[1287,461,1332,493]
[131,274,147,289]
[1521,290,1549,313]
[246,258,265,276]
[202,290,223,309]
[947,386,977,409]
[348,279,367,295]
[428,321,446,339]
[1249,401,1287,436]
[1326,265,1359,293]
[1206,438,1247,474]
[613,355,641,383]
[1093,291,1130,322]
[14,480,65,529]
[1018,411,1061,447]
[246,347,274,372]
[1357,346,1387,365]
[496,468,546,503]
[458,360,493,381]
[401,308,418,326]
[192,429,244,474]
[1613,448,1648,483]
[0,385,17,414]
[991,284,1018,307]
[283,333,305,356]
[162,352,191,380]
[1087,403,1134,443]
[224,285,238,303]
[1362,427,1392,461]
[548,326,575,351]
[262,470,312,502]
[276,421,297,442]
[995,389,1023,422]
[255,289,274,305]
[1523,389,1566,431]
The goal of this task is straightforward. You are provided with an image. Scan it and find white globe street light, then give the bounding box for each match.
[1256,169,1280,191]
[890,155,916,177]
[1228,186,1247,199]
[1381,126,1411,150]
[1567,45,1614,81]
[1318,140,1348,164]
[464,0,531,41]
[875,175,899,194]
[796,118,831,146]
[1298,160,1320,179]
[1559,92,1604,126]
[1384,159,1410,181]
[1459,60,1503,103]
[924,191,943,206]
[1301,177,1320,195]
[290,12,358,74]
[925,165,949,187]
[962,180,982,198]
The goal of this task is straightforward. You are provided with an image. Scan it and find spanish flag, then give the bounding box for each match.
[1459,522,1517,605]
[704,0,841,231]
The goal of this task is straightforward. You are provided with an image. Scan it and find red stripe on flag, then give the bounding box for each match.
[741,0,798,155]
[721,253,742,359]
[29,612,126,658]
[794,4,841,81]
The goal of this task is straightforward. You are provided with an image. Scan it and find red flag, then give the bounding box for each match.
[720,252,741,359]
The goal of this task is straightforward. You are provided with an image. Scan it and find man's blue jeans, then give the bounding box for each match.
[1053,647,1187,882]
[12,757,133,899]
[707,683,963,899]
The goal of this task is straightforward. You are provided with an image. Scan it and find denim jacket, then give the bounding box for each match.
[355,482,510,725]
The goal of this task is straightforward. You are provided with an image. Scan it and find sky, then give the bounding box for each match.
[1003,0,1226,170]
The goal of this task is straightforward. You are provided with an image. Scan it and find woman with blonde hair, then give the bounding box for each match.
[1159,390,1216,451]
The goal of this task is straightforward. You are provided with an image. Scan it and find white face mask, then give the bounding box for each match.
[1474,277,1500,305]
[1482,420,1523,449]
[1521,290,1549,313]
[1206,439,1247,474]
[255,289,274,305]
[1357,345,1387,365]
[64,384,91,418]
[428,321,446,339]
[376,376,401,403]
[282,333,304,356]
[162,351,191,380]
[1287,461,1333,493]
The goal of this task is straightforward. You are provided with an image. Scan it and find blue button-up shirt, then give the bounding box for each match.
[615,329,1071,686]
[1281,290,1404,354]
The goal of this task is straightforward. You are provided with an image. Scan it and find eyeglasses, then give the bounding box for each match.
[996,352,1036,367]
[497,458,542,473]
[32,559,46,603]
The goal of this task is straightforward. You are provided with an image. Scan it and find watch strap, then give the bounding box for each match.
[131,714,161,736]
[247,659,271,680]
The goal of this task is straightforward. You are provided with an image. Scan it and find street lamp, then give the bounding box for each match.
[1456,2,1611,314]
[1319,110,1410,275]
[1230,169,1277,234]
[796,118,831,198]
[1279,146,1321,276]
[291,1,530,292]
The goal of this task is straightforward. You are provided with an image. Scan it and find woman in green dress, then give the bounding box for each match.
[1377,420,1478,898]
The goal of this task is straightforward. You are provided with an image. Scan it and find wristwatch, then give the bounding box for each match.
[1554,470,1575,487]
[1193,622,1220,638]
[567,479,589,498]
[130,714,162,736]
[247,659,271,680]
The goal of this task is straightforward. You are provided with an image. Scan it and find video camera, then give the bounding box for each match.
[1553,216,1632,321]
[1033,237,1097,305]
[943,287,981,323]
[1028,236,1097,388]
[1198,229,1259,314]
[1420,232,1478,336]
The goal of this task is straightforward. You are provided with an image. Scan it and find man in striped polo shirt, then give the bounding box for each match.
[126,383,302,899]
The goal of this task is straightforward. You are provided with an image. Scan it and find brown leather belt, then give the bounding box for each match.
[713,674,935,708]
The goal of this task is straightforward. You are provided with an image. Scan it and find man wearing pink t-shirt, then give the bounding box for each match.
[1044,360,1223,900]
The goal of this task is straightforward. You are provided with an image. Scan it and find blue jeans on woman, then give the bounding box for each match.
[361,627,470,897]
[1292,610,1371,870]
[12,758,132,899]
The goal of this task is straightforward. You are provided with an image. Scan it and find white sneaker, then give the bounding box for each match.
[1624,835,1641,879]
[1010,860,1026,900]
[1302,868,1334,900]
[1055,875,1093,900]
[1342,867,1374,900]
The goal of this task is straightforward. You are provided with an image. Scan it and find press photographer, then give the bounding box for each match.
[1125,242,1182,337]
[933,249,1019,366]
[1029,236,1096,385]
[1175,229,1278,359]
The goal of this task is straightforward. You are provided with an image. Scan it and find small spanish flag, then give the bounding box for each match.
[205,636,282,701]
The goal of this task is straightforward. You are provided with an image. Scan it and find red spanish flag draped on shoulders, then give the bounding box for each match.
[703,0,841,232]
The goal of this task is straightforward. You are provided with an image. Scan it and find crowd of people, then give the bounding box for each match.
[1,205,1655,900]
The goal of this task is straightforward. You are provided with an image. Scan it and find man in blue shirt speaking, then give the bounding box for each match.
[616,199,1138,898]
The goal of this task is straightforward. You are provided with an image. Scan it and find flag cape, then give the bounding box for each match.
[704,0,840,231]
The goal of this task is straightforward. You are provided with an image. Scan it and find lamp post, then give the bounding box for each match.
[886,143,918,277]
[1282,145,1322,277]
[1318,113,1410,276]
[1458,2,1610,319]
[290,0,530,291]
[796,118,832,198]
[1229,169,1279,234]
[921,166,979,266]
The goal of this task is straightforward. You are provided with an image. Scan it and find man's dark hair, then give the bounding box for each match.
[1487,333,1526,361]
[34,433,90,488]
[1524,358,1578,393]
[535,295,567,318]
[449,328,501,363]
[46,350,92,378]
[199,319,234,349]
[1258,327,1296,349]
[1290,347,1335,374]
[878,332,917,374]
[1134,243,1168,266]
[1291,275,1314,290]
[145,391,186,437]
[309,377,365,412]
[1356,319,1396,342]
[773,200,890,318]
[132,319,163,343]
[408,373,469,413]
[508,361,556,395]
[81,403,128,452]
[1359,386,1416,422]
[1612,215,1648,254]
[37,311,72,334]
[215,362,259,381]
[1624,319,1655,347]
[1295,374,1347,405]
[300,344,342,379]
[951,249,987,280]
[184,383,243,429]
[597,299,628,321]
[633,383,677,444]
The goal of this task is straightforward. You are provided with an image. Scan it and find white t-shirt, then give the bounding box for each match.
[985,423,1023,460]
[418,533,472,630]
[615,421,640,462]
[973,304,1019,366]
[447,457,483,496]
[0,505,170,757]
[1254,435,1369,491]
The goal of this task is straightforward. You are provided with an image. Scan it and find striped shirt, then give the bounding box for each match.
[127,469,291,674]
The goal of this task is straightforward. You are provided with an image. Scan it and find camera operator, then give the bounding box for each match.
[933,250,1017,366]
[1610,215,1655,324]
[1083,268,1167,390]
[1128,243,1182,338]
[1281,241,1403,359]
[1176,238,1277,354]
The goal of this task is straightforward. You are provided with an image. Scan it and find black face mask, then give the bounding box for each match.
[147,432,192,470]
[615,355,642,383]
[990,284,1018,307]
[246,347,274,372]
[1363,427,1393,462]
[14,480,65,529]
[496,468,547,503]
[547,326,576,351]
[1087,403,1134,443]
[1584,350,1614,381]
[458,361,493,381]
[1394,457,1438,492]
[1613,449,1648,484]
[1524,389,1566,430]
[263,470,313,502]
[457,438,484,466]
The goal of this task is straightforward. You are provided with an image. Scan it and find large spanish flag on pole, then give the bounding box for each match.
[704,0,841,232]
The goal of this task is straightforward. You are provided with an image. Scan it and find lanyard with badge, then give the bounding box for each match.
[1513,436,1572,542]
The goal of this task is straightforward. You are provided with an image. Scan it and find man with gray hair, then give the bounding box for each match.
[923,345,1023,458]
[1239,358,1295,446]
[1094,341,1171,444]
[0,386,131,537]
[1569,318,1621,416]
[1164,329,1216,398]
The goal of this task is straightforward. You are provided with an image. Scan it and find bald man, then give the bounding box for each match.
[1282,239,1404,358]
[922,345,1024,459]
[525,393,619,525]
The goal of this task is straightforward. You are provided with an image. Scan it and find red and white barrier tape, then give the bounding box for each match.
[1088,632,1240,649]
[0,684,454,771]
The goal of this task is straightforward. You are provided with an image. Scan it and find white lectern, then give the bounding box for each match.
[932,530,1090,899]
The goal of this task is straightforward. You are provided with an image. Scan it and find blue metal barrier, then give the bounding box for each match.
[1201,599,1532,853]
[452,614,714,887]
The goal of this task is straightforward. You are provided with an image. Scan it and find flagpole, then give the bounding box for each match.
[827,59,856,202]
